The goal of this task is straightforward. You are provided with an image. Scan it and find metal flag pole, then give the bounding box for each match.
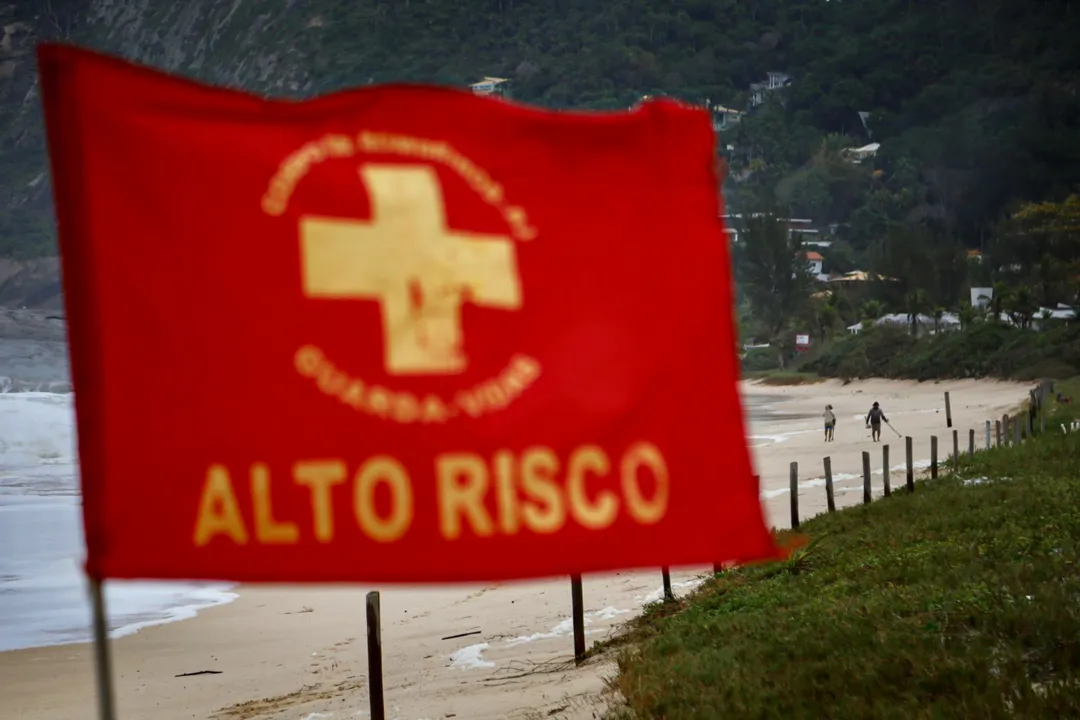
[89,577,118,720]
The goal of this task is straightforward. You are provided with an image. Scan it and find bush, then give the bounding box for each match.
[804,322,1080,381]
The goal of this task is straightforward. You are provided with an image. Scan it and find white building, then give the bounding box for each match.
[470,77,509,96]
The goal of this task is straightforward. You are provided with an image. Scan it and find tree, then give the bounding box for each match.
[861,299,884,321]
[732,212,814,356]
[957,301,977,329]
[1005,286,1039,329]
[905,289,930,336]
[993,195,1080,306]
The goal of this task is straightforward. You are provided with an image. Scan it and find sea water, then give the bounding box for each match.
[0,391,237,652]
[0,386,784,653]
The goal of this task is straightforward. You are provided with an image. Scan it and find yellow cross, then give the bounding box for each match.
[299,164,522,376]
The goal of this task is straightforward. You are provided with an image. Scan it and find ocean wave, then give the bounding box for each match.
[0,376,73,394]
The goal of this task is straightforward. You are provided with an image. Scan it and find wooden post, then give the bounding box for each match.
[882,444,891,497]
[1040,383,1047,435]
[89,579,118,720]
[945,391,953,428]
[1002,414,1009,445]
[905,436,914,492]
[985,420,991,450]
[824,457,835,512]
[861,451,872,504]
[968,428,975,457]
[1014,415,1021,445]
[952,429,959,470]
[661,567,674,603]
[365,592,385,720]
[996,419,1002,446]
[789,462,799,529]
[571,575,586,665]
[931,436,938,478]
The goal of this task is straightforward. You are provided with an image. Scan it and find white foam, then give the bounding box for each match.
[448,642,495,669]
[636,576,707,605]
[0,392,239,651]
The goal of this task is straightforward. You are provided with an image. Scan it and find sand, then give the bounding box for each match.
[0,378,1030,720]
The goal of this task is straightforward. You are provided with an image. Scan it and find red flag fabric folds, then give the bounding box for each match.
[37,43,778,583]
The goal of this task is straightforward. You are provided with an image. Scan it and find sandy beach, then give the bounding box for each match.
[0,377,1030,720]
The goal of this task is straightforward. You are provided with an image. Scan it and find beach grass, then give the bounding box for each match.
[607,392,1080,719]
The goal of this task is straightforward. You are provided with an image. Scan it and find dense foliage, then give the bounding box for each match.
[802,322,1080,381]
[2,0,1078,261]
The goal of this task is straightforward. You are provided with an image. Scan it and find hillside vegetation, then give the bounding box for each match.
[2,0,1078,265]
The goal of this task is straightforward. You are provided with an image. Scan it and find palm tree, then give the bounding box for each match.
[957,302,977,329]
[905,289,929,337]
[861,299,884,322]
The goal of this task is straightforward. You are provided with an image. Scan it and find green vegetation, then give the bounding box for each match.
[3,0,1079,265]
[736,193,1080,380]
[802,321,1080,381]
[608,382,1080,718]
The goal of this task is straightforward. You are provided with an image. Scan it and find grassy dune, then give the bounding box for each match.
[607,380,1080,719]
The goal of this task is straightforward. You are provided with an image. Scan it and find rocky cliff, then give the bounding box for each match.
[0,0,325,307]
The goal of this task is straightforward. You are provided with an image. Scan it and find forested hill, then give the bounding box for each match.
[0,0,1078,267]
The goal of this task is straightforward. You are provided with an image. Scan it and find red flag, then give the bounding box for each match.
[38,43,779,583]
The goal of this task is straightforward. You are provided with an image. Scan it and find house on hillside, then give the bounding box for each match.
[750,71,792,107]
[470,77,510,96]
[805,250,824,276]
[721,214,823,245]
[704,100,743,131]
[841,143,880,163]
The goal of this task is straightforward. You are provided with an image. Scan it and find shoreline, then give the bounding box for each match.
[0,377,1033,719]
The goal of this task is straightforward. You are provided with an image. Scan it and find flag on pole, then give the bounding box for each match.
[37,43,779,583]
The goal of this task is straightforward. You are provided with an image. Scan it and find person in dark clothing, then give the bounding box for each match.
[865,401,887,442]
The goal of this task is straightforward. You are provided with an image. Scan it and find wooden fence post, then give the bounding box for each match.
[952,429,959,471]
[945,391,953,428]
[968,428,975,457]
[824,457,835,513]
[571,576,586,665]
[985,420,991,450]
[1002,414,1009,445]
[366,592,385,720]
[1040,383,1047,435]
[862,451,872,504]
[996,419,1002,446]
[882,444,891,497]
[661,567,674,603]
[1014,415,1021,445]
[905,436,914,492]
[790,462,799,529]
[931,436,938,478]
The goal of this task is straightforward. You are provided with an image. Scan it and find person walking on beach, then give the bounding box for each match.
[865,401,887,442]
[823,404,836,442]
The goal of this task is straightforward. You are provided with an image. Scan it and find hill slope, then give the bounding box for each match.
[1,0,1078,304]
